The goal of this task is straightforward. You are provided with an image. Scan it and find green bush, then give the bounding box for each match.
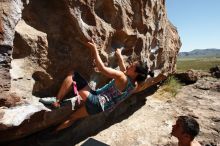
[161,76,182,97]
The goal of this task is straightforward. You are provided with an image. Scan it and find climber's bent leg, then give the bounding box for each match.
[55,105,89,131]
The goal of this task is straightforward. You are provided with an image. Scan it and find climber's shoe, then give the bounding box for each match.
[39,97,57,105]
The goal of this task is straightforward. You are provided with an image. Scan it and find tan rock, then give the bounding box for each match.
[0,0,181,142]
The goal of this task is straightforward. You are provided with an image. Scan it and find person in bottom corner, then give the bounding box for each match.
[171,116,201,146]
[41,40,154,131]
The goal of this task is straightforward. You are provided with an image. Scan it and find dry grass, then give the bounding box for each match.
[177,57,220,72]
[153,76,182,100]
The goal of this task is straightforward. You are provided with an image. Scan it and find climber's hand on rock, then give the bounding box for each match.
[86,40,97,50]
[115,48,122,58]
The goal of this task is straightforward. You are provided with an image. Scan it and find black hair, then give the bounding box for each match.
[135,61,154,82]
[178,116,200,139]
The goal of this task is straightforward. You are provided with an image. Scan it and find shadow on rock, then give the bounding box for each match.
[3,85,158,146]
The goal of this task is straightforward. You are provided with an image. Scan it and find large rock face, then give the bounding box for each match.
[0,0,181,142]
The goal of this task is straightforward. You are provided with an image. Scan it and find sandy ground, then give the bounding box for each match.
[77,77,220,146]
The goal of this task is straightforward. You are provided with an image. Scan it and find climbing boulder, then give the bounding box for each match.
[0,0,181,142]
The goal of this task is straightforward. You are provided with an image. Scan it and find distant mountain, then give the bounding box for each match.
[179,48,220,57]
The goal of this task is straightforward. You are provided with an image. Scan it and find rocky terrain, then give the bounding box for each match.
[67,75,220,146]
[76,76,219,146]
[3,74,219,146]
[1,0,219,145]
[0,0,181,142]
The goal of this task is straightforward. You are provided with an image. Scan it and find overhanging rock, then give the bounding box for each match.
[0,0,181,142]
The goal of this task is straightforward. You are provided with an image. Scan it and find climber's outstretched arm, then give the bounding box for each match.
[86,41,125,80]
[115,48,126,72]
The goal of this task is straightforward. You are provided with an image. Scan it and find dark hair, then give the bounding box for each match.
[135,61,154,82]
[178,116,200,139]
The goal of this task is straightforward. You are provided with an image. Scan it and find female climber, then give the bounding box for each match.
[41,41,154,131]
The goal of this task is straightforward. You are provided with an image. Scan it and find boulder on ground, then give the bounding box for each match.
[0,0,181,142]
[210,66,220,78]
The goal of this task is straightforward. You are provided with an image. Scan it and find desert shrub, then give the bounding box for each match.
[161,75,182,97]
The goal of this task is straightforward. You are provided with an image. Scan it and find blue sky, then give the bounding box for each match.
[166,0,220,52]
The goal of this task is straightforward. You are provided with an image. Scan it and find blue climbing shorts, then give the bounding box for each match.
[72,72,102,115]
[85,90,103,115]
